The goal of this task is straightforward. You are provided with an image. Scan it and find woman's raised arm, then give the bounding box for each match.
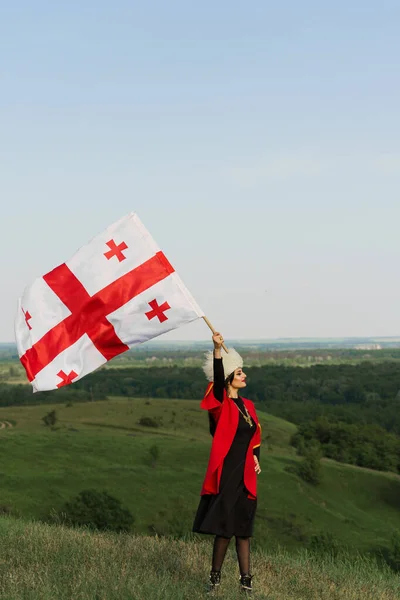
[212,332,225,403]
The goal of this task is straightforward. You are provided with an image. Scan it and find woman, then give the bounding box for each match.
[193,332,261,594]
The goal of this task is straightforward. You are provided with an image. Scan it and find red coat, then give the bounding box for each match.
[200,383,261,500]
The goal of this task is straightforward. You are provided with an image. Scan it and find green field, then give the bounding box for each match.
[1,397,400,558]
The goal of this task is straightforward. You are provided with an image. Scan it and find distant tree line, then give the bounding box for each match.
[292,417,400,474]
[252,362,400,436]
[2,362,400,433]
[0,383,105,407]
[69,361,400,434]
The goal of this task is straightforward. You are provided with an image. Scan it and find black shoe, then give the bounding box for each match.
[240,574,252,594]
[207,570,221,593]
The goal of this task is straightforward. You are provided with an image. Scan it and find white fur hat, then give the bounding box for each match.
[202,349,244,382]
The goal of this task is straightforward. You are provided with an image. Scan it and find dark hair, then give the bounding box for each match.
[225,371,235,393]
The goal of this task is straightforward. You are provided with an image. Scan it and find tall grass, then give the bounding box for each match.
[0,517,399,599]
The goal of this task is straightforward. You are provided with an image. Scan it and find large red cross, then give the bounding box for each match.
[57,370,78,388]
[104,239,128,262]
[23,309,32,330]
[20,251,174,383]
[145,299,171,323]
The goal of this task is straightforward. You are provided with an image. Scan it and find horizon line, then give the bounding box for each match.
[1,335,400,346]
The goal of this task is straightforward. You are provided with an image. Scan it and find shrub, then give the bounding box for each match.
[295,448,322,485]
[148,444,160,468]
[138,416,160,428]
[61,489,134,532]
[42,410,57,428]
[385,531,400,571]
[310,532,340,557]
[0,504,12,515]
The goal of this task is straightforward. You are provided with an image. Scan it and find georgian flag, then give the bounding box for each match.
[15,213,204,392]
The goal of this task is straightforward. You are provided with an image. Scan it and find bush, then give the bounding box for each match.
[42,410,57,428]
[137,416,160,428]
[385,531,400,571]
[61,489,134,532]
[295,448,322,485]
[147,444,160,468]
[0,504,13,515]
[310,532,340,557]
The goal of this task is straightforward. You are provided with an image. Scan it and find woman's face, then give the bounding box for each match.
[230,368,247,389]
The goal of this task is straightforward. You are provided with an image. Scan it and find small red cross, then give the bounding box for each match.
[23,309,32,330]
[57,370,78,388]
[104,239,128,262]
[145,299,171,323]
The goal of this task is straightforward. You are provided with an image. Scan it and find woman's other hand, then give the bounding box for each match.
[254,455,261,475]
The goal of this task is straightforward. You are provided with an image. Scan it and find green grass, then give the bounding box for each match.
[0,397,400,557]
[0,516,399,600]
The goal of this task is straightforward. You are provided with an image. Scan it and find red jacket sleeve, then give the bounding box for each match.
[200,383,224,424]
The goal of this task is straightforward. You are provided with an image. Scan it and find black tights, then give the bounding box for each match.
[211,535,251,575]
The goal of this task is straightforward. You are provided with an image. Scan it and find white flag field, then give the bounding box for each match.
[15,213,205,392]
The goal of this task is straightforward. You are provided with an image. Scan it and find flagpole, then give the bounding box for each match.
[202,316,229,353]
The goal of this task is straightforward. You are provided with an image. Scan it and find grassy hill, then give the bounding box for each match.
[0,516,399,600]
[1,397,400,558]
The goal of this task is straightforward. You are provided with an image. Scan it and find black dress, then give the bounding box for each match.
[192,358,259,538]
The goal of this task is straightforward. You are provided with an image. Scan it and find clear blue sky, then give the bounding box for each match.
[1,1,399,342]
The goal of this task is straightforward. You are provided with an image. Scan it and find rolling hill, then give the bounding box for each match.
[0,397,399,557]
